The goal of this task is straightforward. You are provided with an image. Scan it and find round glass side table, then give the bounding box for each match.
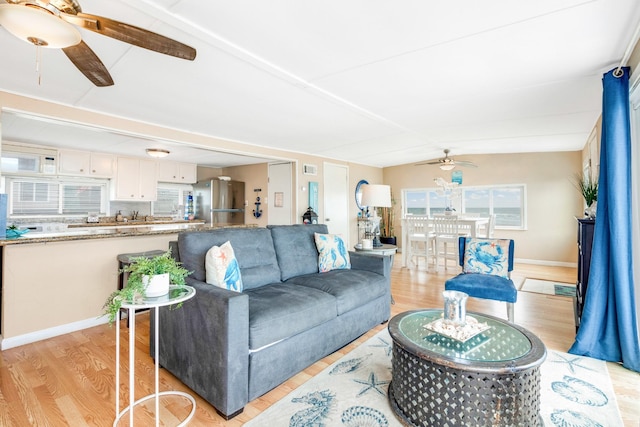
[388,309,546,427]
[114,285,196,427]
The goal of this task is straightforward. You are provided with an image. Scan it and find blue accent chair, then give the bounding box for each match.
[444,237,517,322]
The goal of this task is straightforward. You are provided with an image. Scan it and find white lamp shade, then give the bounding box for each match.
[360,184,391,208]
[439,163,456,171]
[0,4,81,48]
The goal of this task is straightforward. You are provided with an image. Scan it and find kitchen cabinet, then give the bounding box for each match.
[575,218,595,332]
[157,161,197,183]
[58,149,115,177]
[112,157,158,201]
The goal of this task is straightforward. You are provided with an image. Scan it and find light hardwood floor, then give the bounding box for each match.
[1,260,638,426]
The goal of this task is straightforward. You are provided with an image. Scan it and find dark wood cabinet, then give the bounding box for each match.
[575,218,595,331]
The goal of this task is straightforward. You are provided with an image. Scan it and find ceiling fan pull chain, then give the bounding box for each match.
[35,45,42,86]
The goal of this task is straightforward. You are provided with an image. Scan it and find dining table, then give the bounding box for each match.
[400,215,489,267]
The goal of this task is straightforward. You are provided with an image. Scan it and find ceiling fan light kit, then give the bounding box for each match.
[0,4,81,48]
[0,0,196,87]
[415,149,478,170]
[146,148,170,158]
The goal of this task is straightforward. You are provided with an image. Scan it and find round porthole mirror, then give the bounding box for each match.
[355,179,368,211]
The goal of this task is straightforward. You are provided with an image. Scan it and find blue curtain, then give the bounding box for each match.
[569,67,640,372]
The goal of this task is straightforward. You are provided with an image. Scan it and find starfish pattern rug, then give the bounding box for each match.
[244,328,622,427]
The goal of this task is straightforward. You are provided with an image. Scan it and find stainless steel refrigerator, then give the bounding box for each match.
[193,179,245,225]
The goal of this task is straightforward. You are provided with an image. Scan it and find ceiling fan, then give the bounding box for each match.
[0,0,196,86]
[415,149,477,170]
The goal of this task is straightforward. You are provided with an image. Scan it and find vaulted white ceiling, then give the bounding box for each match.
[1,0,639,168]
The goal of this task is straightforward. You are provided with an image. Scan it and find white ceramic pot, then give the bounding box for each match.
[585,201,597,219]
[143,273,170,297]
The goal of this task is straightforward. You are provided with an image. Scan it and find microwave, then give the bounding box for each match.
[1,143,57,175]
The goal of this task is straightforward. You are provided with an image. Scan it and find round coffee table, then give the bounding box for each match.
[388,309,546,427]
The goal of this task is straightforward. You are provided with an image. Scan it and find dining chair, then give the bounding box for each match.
[404,216,434,269]
[432,215,462,270]
[482,214,496,238]
[444,236,517,322]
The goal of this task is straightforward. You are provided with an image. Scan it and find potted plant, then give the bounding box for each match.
[103,250,191,323]
[379,190,397,245]
[574,173,598,218]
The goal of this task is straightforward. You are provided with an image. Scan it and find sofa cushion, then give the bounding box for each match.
[314,233,351,272]
[286,269,387,315]
[205,241,243,292]
[445,273,517,303]
[268,224,328,281]
[245,283,337,350]
[178,228,281,290]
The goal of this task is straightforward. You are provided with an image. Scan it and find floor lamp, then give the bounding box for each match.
[361,184,391,247]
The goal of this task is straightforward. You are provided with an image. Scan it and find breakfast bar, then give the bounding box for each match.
[0,222,253,350]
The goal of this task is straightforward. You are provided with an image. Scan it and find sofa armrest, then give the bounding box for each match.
[155,278,249,417]
[349,251,391,279]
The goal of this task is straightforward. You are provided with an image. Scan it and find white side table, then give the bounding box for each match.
[114,285,196,427]
[354,243,398,257]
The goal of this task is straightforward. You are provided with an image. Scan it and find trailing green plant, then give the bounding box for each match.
[103,250,192,324]
[573,173,598,207]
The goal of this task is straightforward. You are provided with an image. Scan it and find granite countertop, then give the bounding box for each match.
[67,219,205,228]
[0,223,256,246]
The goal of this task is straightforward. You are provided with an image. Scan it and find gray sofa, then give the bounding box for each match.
[154,224,392,419]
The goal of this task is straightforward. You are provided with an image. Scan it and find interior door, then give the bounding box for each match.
[268,162,293,225]
[323,162,349,244]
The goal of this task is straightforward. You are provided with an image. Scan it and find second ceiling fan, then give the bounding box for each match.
[0,0,197,86]
[415,149,477,170]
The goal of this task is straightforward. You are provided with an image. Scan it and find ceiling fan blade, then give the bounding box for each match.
[414,160,443,166]
[61,12,196,61]
[455,160,478,168]
[62,40,114,86]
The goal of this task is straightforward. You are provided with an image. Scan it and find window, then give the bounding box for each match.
[8,177,108,217]
[402,184,526,229]
[153,184,193,216]
[405,190,427,215]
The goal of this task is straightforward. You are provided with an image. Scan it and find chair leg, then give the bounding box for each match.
[428,240,435,269]
[507,303,515,323]
[442,242,449,271]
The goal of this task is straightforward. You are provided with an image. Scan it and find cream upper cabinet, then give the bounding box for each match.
[58,149,115,177]
[112,157,158,201]
[90,152,116,177]
[157,161,197,183]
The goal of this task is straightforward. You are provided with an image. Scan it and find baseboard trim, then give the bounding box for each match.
[515,258,577,268]
[1,316,110,350]
[399,249,576,268]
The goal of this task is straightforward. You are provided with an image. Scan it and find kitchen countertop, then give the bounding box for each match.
[0,223,256,246]
[67,219,205,228]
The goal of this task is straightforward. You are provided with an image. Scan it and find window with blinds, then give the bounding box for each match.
[153,184,193,216]
[8,177,108,216]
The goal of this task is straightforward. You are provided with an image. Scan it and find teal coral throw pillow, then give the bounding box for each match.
[314,233,351,273]
[462,238,510,278]
[205,241,243,291]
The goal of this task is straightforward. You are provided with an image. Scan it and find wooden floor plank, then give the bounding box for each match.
[0,260,638,426]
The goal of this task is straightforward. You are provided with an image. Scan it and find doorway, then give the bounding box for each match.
[323,162,349,244]
[268,162,293,225]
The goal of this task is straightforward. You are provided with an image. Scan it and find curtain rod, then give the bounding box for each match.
[615,17,640,77]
